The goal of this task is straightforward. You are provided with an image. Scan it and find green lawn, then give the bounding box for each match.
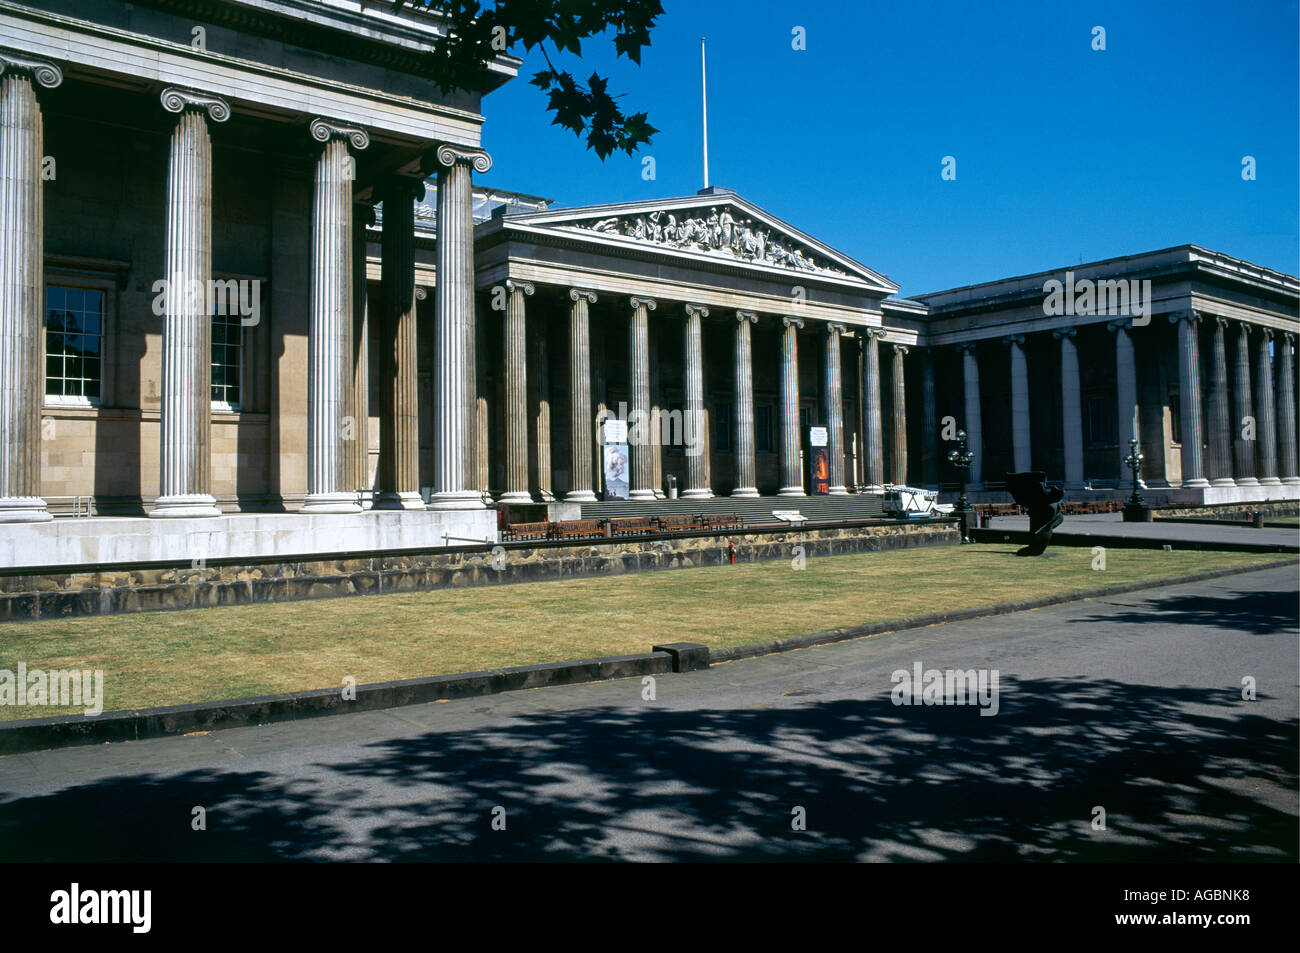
[0,544,1288,721]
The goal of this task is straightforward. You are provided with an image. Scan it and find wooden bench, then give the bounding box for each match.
[656,514,699,534]
[550,519,607,540]
[701,513,744,530]
[607,516,656,536]
[505,521,550,540]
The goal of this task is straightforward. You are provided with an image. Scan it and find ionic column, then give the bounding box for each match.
[528,308,554,501]
[1256,329,1280,485]
[349,203,373,497]
[861,328,885,490]
[1172,312,1208,488]
[499,279,534,503]
[429,144,491,509]
[823,322,848,495]
[374,177,423,510]
[957,343,983,488]
[1109,318,1140,486]
[920,348,938,487]
[1004,334,1031,474]
[1053,329,1083,490]
[778,317,804,496]
[890,344,908,485]
[628,296,657,501]
[1205,316,1235,486]
[1278,333,1299,485]
[648,321,664,497]
[566,288,598,502]
[682,303,712,499]
[1232,324,1258,486]
[153,88,231,517]
[0,53,61,522]
[732,311,759,497]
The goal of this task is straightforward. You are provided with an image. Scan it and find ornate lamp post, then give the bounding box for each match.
[948,429,975,542]
[1123,437,1144,506]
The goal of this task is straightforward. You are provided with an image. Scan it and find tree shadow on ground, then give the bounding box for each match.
[1,674,1294,862]
[1067,588,1298,637]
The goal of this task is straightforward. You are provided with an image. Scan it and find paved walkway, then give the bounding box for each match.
[989,512,1299,548]
[1,566,1295,861]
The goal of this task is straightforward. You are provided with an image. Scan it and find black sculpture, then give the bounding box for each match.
[1004,471,1064,556]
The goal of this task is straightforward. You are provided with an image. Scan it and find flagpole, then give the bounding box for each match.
[701,36,709,189]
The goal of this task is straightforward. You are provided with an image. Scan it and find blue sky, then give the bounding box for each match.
[478,0,1299,295]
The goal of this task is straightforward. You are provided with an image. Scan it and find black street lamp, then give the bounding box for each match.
[947,429,975,542]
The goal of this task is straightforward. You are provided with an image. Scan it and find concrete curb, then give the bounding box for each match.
[1,557,1292,756]
[970,528,1297,554]
[710,557,1297,663]
[0,652,672,756]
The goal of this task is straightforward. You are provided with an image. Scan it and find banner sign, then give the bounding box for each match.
[603,443,630,500]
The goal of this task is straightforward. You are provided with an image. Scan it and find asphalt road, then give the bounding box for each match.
[1,565,1296,862]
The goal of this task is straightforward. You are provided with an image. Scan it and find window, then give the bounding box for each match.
[211,312,242,409]
[1167,387,1181,444]
[756,405,773,453]
[45,285,104,404]
[715,402,732,452]
[1086,396,1116,448]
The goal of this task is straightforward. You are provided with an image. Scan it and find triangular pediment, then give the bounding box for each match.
[500,193,898,292]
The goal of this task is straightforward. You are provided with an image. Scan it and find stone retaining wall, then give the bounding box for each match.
[0,520,958,622]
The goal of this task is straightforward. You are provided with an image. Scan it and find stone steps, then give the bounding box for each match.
[578,494,884,526]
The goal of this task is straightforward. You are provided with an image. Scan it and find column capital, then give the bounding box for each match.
[1259,326,1274,342]
[735,310,757,324]
[1052,327,1077,340]
[892,343,909,356]
[684,302,709,318]
[629,296,657,311]
[0,49,63,88]
[569,288,598,304]
[161,87,230,122]
[1212,315,1230,329]
[1284,331,1297,348]
[955,341,979,355]
[863,327,887,340]
[434,143,492,174]
[414,286,428,301]
[781,315,804,329]
[1002,333,1026,347]
[826,321,847,336]
[1106,317,1132,333]
[1168,310,1199,325]
[309,117,369,150]
[506,279,535,296]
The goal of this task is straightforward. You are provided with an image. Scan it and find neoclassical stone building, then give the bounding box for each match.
[1,0,1297,571]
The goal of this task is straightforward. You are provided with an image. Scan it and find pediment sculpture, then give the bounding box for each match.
[571,207,847,276]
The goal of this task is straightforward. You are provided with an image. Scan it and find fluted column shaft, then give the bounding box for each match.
[628,296,656,501]
[349,204,372,497]
[862,329,884,490]
[1006,335,1031,474]
[430,145,490,509]
[682,304,711,499]
[921,349,937,487]
[732,311,758,497]
[1232,324,1257,485]
[566,289,598,502]
[499,280,534,502]
[890,345,908,485]
[1278,333,1299,484]
[374,179,422,509]
[648,322,664,497]
[154,90,230,517]
[1174,313,1208,488]
[1205,317,1234,486]
[0,57,60,522]
[1255,330,1279,484]
[778,317,804,496]
[824,323,847,495]
[528,310,553,500]
[958,343,983,487]
[1110,318,1138,442]
[1054,330,1083,489]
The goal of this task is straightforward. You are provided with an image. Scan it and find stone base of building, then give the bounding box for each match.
[0,509,499,573]
[0,519,956,622]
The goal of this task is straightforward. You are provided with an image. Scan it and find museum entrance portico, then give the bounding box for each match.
[470,187,920,514]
